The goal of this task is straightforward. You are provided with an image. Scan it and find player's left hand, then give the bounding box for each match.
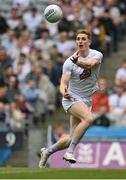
[70,51,80,64]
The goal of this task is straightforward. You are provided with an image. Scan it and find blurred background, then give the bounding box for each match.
[0,0,126,168]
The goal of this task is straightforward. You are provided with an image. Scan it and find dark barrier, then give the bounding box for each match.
[0,129,24,149]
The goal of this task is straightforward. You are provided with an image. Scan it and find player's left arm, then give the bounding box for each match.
[76,58,101,69]
[71,52,103,69]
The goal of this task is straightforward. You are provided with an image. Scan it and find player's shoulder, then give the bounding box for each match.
[90,49,103,58]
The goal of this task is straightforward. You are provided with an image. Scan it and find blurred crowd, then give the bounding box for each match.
[0,0,126,132]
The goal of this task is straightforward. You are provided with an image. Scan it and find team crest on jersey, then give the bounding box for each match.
[79,68,91,80]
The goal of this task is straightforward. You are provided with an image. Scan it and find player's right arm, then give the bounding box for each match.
[60,73,71,99]
[59,59,73,99]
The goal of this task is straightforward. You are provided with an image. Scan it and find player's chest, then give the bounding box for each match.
[72,65,92,80]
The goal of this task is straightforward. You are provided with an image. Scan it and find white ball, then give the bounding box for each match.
[44,4,63,23]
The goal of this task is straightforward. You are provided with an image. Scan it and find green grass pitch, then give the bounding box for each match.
[0,168,126,179]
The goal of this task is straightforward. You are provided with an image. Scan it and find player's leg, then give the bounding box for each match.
[39,100,92,167]
[63,101,93,162]
[43,115,80,155]
[69,101,93,141]
[70,115,81,136]
[39,115,80,167]
[63,115,81,163]
[39,132,71,168]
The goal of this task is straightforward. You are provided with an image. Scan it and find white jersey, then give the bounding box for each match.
[63,49,103,98]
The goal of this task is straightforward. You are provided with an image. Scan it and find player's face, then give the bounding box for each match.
[76,33,91,51]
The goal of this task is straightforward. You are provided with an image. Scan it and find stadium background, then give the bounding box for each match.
[0,0,126,172]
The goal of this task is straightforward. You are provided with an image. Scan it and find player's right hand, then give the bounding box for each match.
[63,87,72,99]
[70,51,80,64]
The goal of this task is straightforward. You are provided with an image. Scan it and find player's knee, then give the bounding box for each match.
[80,114,93,126]
[86,114,94,126]
[63,134,71,147]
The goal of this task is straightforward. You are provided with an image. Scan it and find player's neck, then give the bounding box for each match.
[79,49,89,57]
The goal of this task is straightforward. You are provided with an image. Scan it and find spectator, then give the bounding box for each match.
[0,47,13,70]
[35,20,49,40]
[1,29,17,57]
[14,93,33,117]
[12,0,31,11]
[0,11,8,35]
[44,60,58,85]
[92,78,109,113]
[120,78,126,91]
[10,37,24,60]
[21,79,44,124]
[56,31,76,57]
[0,86,9,105]
[92,78,110,127]
[13,52,31,81]
[59,0,73,19]
[48,122,68,145]
[58,17,73,33]
[49,45,59,63]
[25,65,56,113]
[23,6,42,33]
[47,53,64,87]
[14,15,27,38]
[25,65,44,87]
[7,7,19,29]
[0,102,10,128]
[10,101,25,129]
[38,67,56,114]
[99,9,114,56]
[108,81,126,126]
[93,0,105,17]
[3,66,14,84]
[34,29,56,55]
[106,0,122,51]
[6,75,20,103]
[19,30,34,56]
[89,17,106,51]
[69,3,85,30]
[21,79,40,108]
[115,59,126,81]
[30,48,49,67]
[12,93,34,129]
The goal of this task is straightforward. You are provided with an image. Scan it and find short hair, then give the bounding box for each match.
[76,29,92,40]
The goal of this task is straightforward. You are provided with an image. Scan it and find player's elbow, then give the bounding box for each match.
[91,59,101,67]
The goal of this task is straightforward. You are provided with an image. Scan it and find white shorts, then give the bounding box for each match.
[62,96,92,113]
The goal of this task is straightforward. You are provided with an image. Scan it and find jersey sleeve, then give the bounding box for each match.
[62,59,73,75]
[93,51,103,63]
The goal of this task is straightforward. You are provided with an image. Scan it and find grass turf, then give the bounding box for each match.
[0,168,126,179]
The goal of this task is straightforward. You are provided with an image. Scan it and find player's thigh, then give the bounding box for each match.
[68,101,93,121]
